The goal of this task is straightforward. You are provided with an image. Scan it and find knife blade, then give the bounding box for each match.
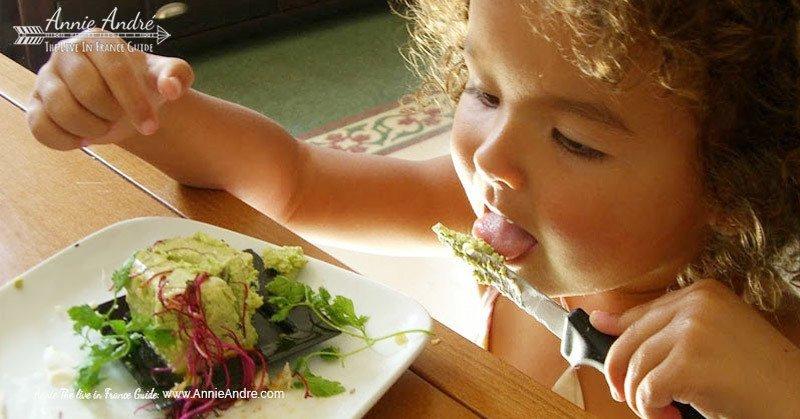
[462,247,616,370]
[434,227,705,419]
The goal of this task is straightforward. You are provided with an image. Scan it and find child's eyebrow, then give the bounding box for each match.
[548,96,633,135]
[466,40,632,135]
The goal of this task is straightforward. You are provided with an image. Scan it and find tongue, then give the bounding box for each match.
[472,212,537,261]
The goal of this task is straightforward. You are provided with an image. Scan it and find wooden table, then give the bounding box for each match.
[0,53,589,418]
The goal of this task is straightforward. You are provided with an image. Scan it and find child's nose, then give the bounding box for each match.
[473,127,526,190]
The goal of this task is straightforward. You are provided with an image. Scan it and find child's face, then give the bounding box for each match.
[452,0,710,296]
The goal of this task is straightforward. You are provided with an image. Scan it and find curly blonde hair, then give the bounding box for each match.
[397,0,800,314]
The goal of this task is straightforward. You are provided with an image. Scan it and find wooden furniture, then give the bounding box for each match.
[0,53,591,418]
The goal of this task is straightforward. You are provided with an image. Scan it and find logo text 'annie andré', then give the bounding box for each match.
[14,7,170,52]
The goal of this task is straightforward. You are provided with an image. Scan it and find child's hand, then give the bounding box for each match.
[27,28,194,150]
[589,279,800,419]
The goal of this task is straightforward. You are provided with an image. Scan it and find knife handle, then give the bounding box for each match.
[564,308,705,419]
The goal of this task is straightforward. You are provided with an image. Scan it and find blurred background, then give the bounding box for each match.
[1,0,482,343]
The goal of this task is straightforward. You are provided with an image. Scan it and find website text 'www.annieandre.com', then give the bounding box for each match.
[35,387,286,401]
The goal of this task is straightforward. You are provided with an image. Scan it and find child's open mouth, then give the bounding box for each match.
[472,210,538,262]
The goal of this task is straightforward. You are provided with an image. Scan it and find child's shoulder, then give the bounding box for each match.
[775,298,800,347]
[783,320,800,347]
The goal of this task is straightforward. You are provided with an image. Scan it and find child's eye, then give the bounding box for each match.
[551,128,606,160]
[464,87,500,108]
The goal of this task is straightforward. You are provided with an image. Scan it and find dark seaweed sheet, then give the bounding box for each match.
[96,249,339,411]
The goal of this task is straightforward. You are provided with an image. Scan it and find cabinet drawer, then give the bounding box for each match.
[147,0,278,38]
[278,0,323,12]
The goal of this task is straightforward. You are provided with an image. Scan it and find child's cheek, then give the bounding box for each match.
[535,177,706,293]
[528,160,662,292]
[450,102,492,216]
[536,186,626,283]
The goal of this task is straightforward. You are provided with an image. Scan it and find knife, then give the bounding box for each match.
[462,248,705,419]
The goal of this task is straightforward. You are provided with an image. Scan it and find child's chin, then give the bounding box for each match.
[507,257,561,296]
[511,260,615,298]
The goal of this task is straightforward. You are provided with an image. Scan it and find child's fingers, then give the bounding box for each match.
[82,37,158,135]
[590,300,666,335]
[615,288,688,330]
[157,76,181,101]
[641,401,682,419]
[148,55,194,101]
[53,50,123,122]
[589,310,624,335]
[630,279,730,327]
[27,93,81,151]
[604,308,677,403]
[624,331,675,416]
[634,350,697,419]
[35,74,112,139]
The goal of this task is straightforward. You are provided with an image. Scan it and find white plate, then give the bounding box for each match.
[0,217,431,419]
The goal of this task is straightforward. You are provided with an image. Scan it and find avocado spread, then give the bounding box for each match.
[261,245,306,280]
[432,223,509,286]
[124,232,264,374]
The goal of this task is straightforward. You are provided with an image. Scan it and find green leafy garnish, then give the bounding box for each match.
[291,356,346,397]
[301,371,347,397]
[111,257,134,292]
[265,276,431,397]
[318,346,342,362]
[69,306,176,392]
[67,304,105,333]
[265,276,306,322]
[266,277,371,338]
[326,295,369,331]
[68,259,175,392]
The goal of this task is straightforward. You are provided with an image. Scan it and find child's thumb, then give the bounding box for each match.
[589,310,623,336]
[148,56,194,101]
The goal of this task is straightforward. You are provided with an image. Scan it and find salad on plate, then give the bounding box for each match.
[66,232,427,418]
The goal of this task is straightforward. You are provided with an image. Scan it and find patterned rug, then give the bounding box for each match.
[298,98,453,155]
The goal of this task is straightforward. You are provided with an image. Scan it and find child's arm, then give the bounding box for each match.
[27,30,474,255]
[119,89,472,254]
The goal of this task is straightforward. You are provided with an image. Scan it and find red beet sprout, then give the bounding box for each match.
[140,270,174,289]
[152,273,268,419]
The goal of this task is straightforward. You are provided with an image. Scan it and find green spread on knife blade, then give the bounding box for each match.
[433,223,561,332]
[431,223,509,286]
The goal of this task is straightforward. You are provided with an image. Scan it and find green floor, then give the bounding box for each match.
[186,6,419,137]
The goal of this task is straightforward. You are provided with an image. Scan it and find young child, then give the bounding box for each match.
[27,0,800,417]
